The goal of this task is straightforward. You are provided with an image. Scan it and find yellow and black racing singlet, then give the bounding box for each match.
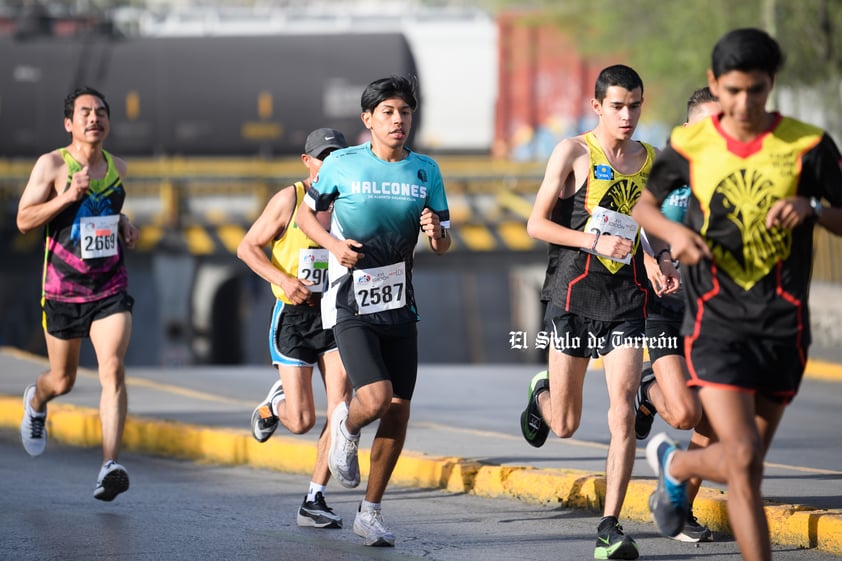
[650,113,842,341]
[549,133,653,321]
[43,149,127,303]
[270,181,326,304]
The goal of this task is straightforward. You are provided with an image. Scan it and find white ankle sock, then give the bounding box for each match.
[360,499,381,512]
[307,482,326,502]
[664,449,682,485]
[340,419,359,441]
[270,394,284,415]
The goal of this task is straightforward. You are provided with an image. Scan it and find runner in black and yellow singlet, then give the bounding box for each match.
[633,29,842,561]
[649,110,842,392]
[550,131,653,325]
[522,65,652,560]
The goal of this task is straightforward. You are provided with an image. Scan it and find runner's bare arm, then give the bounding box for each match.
[17,152,73,234]
[296,202,363,268]
[632,190,710,265]
[527,138,596,250]
[237,186,314,304]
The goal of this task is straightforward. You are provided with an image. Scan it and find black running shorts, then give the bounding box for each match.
[43,291,134,340]
[645,292,684,362]
[545,302,645,359]
[645,315,683,363]
[333,318,418,399]
[685,334,806,404]
[270,300,337,367]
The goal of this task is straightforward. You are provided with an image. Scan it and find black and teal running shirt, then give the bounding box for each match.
[305,143,450,327]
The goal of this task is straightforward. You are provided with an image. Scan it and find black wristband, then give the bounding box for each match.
[656,248,672,262]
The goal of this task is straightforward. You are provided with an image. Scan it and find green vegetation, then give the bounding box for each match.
[485,0,842,133]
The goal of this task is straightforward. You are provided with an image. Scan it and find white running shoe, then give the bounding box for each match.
[327,402,360,488]
[94,460,130,502]
[20,384,47,456]
[353,504,395,547]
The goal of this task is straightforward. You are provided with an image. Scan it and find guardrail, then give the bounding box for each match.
[2,156,841,281]
[0,156,546,254]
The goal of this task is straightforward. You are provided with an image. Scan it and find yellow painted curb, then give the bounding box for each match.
[3,395,841,557]
[505,467,599,508]
[804,358,842,383]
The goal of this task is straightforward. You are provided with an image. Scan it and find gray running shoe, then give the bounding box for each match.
[94,460,130,501]
[20,384,47,456]
[353,504,395,547]
[328,402,360,488]
[646,433,689,538]
[250,379,284,443]
[297,492,342,529]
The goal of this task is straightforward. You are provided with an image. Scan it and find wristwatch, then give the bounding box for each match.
[809,197,824,221]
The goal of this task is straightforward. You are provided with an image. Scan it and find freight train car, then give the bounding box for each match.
[1,7,611,161]
[0,32,417,157]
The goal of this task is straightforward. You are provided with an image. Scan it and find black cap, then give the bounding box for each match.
[304,128,348,158]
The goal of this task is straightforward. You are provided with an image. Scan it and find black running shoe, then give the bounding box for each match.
[250,379,284,443]
[671,509,713,543]
[594,516,639,560]
[520,371,549,448]
[634,367,657,440]
[296,492,342,529]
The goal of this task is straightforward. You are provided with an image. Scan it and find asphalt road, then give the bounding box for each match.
[107,361,842,508]
[2,430,841,561]
[2,351,841,560]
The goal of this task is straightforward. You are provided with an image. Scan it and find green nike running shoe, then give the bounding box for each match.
[594,516,639,560]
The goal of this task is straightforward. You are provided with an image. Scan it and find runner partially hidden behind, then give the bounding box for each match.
[238,128,352,529]
[634,86,721,543]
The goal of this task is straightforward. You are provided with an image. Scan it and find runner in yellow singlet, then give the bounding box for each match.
[522,64,654,560]
[238,128,352,529]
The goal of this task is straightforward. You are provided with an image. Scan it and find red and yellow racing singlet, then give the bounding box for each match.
[648,113,842,341]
